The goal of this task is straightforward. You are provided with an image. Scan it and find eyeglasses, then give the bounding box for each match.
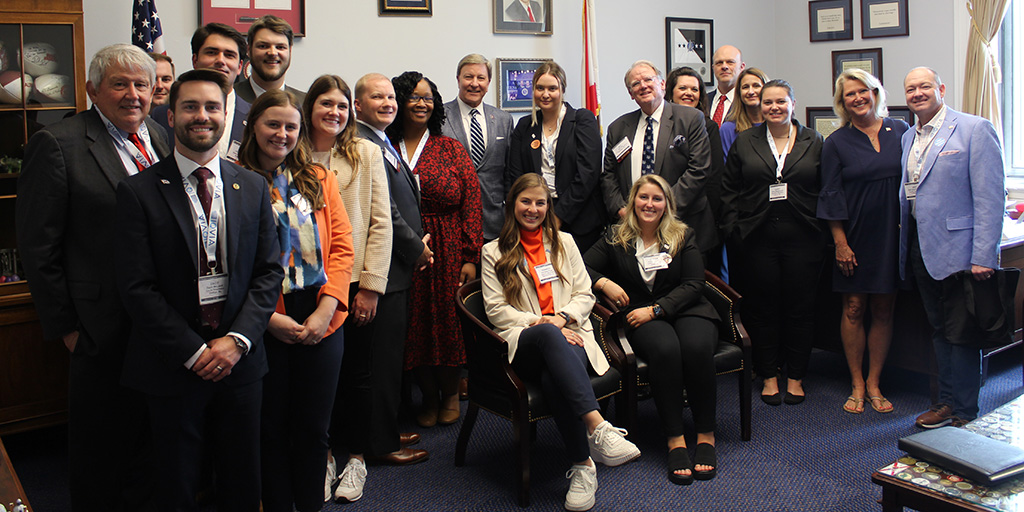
[629,76,658,91]
[407,95,434,104]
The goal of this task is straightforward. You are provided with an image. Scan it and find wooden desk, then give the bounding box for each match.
[0,436,31,511]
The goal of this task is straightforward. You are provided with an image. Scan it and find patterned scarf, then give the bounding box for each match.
[270,165,327,294]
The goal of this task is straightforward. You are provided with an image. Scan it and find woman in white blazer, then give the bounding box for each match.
[481,173,639,512]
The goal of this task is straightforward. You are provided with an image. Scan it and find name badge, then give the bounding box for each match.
[227,140,241,162]
[534,262,559,284]
[904,181,919,200]
[291,193,313,217]
[641,253,672,272]
[612,137,632,162]
[198,274,228,306]
[384,150,399,170]
[769,183,788,202]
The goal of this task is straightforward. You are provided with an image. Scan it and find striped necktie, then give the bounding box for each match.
[469,109,485,167]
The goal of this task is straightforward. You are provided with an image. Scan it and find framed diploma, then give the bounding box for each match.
[809,0,853,42]
[665,17,714,87]
[861,0,909,38]
[831,48,883,92]
[806,107,842,139]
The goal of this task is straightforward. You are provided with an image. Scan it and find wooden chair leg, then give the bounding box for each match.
[514,416,531,507]
[455,402,479,466]
[738,368,752,441]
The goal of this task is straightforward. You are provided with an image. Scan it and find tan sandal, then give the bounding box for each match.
[869,396,894,413]
[843,396,865,414]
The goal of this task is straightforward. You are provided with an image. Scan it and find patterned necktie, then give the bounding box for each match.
[128,133,154,172]
[192,166,223,329]
[641,116,655,176]
[712,96,726,126]
[469,109,485,168]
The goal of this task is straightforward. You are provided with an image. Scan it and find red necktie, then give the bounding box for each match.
[192,167,223,330]
[128,133,154,172]
[712,97,726,126]
[527,4,536,22]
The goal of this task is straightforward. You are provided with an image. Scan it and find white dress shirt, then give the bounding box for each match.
[630,101,664,185]
[457,97,488,150]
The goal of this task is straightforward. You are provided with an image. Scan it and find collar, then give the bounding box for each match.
[174,148,222,180]
[642,101,665,123]
[356,119,390,143]
[249,77,287,98]
[917,104,948,134]
[457,97,485,118]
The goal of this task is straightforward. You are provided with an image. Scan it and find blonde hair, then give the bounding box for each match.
[495,174,566,309]
[611,175,688,255]
[832,68,888,125]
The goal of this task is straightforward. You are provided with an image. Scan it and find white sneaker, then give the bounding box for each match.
[588,420,640,466]
[334,457,367,502]
[324,456,337,502]
[564,460,597,511]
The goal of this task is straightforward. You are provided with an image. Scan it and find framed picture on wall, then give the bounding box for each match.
[199,0,306,38]
[665,17,714,86]
[379,0,432,16]
[861,0,909,38]
[494,0,552,35]
[888,106,915,126]
[831,48,883,92]
[806,107,842,139]
[808,0,853,42]
[495,58,553,111]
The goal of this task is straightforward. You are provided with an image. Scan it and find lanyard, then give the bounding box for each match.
[101,116,154,173]
[910,125,939,183]
[399,130,430,171]
[766,124,794,181]
[182,174,224,271]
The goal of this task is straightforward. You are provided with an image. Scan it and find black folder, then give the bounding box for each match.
[898,426,1024,485]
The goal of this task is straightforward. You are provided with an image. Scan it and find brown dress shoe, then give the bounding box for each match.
[459,377,469,401]
[399,432,420,446]
[366,447,429,466]
[915,403,954,428]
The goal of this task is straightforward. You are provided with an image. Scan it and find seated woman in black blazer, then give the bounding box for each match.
[584,174,720,485]
[506,61,605,253]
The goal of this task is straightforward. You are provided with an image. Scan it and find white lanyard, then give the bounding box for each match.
[101,116,154,172]
[766,124,794,182]
[182,175,224,272]
[910,126,940,183]
[399,130,430,171]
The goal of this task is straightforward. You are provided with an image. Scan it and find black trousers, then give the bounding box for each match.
[735,211,824,380]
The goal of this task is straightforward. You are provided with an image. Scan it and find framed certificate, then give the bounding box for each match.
[806,107,842,139]
[861,0,909,38]
[831,48,883,92]
[809,0,853,42]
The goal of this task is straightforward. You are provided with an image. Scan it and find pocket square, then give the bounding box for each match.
[939,150,961,156]
[669,134,687,150]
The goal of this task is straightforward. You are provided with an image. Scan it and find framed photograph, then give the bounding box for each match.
[831,48,883,92]
[379,0,431,16]
[199,0,306,38]
[887,106,915,126]
[861,0,909,38]
[495,58,553,111]
[494,0,552,35]
[809,0,853,42]
[665,17,714,86]
[806,107,842,139]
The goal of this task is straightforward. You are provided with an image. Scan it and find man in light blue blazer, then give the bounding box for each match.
[898,67,1005,428]
[441,53,514,241]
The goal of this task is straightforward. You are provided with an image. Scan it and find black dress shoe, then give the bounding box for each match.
[366,447,429,466]
[784,393,805,405]
[760,393,782,406]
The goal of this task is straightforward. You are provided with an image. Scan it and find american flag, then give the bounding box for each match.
[132,0,165,54]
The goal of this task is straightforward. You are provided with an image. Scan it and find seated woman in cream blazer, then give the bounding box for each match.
[480,173,639,512]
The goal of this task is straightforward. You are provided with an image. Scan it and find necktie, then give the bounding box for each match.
[192,166,223,330]
[712,96,726,126]
[641,116,655,176]
[469,109,485,168]
[527,4,536,22]
[128,133,154,172]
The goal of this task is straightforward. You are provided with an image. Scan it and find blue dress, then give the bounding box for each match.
[719,121,761,161]
[816,117,910,293]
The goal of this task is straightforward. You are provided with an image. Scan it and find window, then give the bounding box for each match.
[1002,0,1022,175]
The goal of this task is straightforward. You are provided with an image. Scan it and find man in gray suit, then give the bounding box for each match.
[441,53,514,241]
[233,15,306,105]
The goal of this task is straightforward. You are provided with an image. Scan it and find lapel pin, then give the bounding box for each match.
[885,127,891,131]
[160,179,170,184]
[233,183,240,190]
[531,140,541,150]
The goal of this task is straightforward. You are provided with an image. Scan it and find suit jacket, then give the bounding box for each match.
[507,103,606,235]
[704,116,727,223]
[150,93,251,160]
[234,79,307,106]
[601,101,717,251]
[357,122,424,293]
[720,119,824,242]
[442,100,513,240]
[16,109,171,355]
[583,231,719,322]
[505,0,542,22]
[480,232,609,375]
[115,157,283,396]
[898,107,1005,281]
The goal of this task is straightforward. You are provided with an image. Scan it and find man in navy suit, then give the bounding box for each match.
[116,69,283,510]
[899,67,1005,428]
[441,53,514,241]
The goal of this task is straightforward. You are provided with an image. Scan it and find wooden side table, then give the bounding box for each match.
[0,437,31,511]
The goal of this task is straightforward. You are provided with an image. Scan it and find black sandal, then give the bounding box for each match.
[693,443,717,481]
[667,447,693,485]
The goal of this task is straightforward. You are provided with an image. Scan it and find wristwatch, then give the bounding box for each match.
[229,334,249,356]
[651,304,664,318]
[557,311,573,325]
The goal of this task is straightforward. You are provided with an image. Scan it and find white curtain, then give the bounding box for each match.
[962,0,1011,139]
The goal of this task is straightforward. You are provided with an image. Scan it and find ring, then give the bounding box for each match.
[360,314,367,318]
[215,366,223,372]
[615,300,621,306]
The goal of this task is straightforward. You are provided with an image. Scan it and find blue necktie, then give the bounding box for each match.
[641,116,655,175]
[469,109,485,167]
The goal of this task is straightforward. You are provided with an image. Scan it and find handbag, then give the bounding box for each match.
[941,267,1020,349]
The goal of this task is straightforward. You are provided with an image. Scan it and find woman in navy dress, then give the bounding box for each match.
[816,69,909,415]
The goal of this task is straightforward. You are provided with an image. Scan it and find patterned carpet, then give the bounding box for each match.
[6,347,1023,512]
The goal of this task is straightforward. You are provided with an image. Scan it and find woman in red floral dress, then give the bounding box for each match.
[387,71,482,427]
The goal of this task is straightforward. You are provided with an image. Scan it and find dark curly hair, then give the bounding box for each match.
[386,71,446,143]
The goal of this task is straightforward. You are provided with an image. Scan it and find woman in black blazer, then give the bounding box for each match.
[721,79,825,406]
[507,61,605,253]
[584,175,720,485]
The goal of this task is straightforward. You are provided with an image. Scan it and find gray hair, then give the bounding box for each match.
[88,44,156,87]
[456,53,492,79]
[832,69,888,126]
[623,60,663,89]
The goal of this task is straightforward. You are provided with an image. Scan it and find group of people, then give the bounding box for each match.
[14,12,1006,512]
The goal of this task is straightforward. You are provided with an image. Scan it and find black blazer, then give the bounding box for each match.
[233,79,307,106]
[721,119,824,242]
[115,157,283,396]
[704,116,727,224]
[16,109,171,355]
[584,230,718,322]
[507,103,606,235]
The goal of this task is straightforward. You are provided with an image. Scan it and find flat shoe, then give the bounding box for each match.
[869,396,894,413]
[438,406,460,425]
[693,443,717,481]
[784,393,805,405]
[760,393,782,406]
[842,396,865,414]
[416,407,438,428]
[667,447,693,485]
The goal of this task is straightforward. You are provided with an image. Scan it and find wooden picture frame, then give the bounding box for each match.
[809,0,853,42]
[888,106,915,126]
[379,0,432,16]
[665,17,714,86]
[861,0,909,38]
[807,107,842,139]
[831,48,883,92]
[495,58,553,111]
[199,0,306,38]
[494,0,552,35]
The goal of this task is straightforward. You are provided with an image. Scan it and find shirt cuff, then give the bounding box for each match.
[228,331,252,354]
[184,343,208,369]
